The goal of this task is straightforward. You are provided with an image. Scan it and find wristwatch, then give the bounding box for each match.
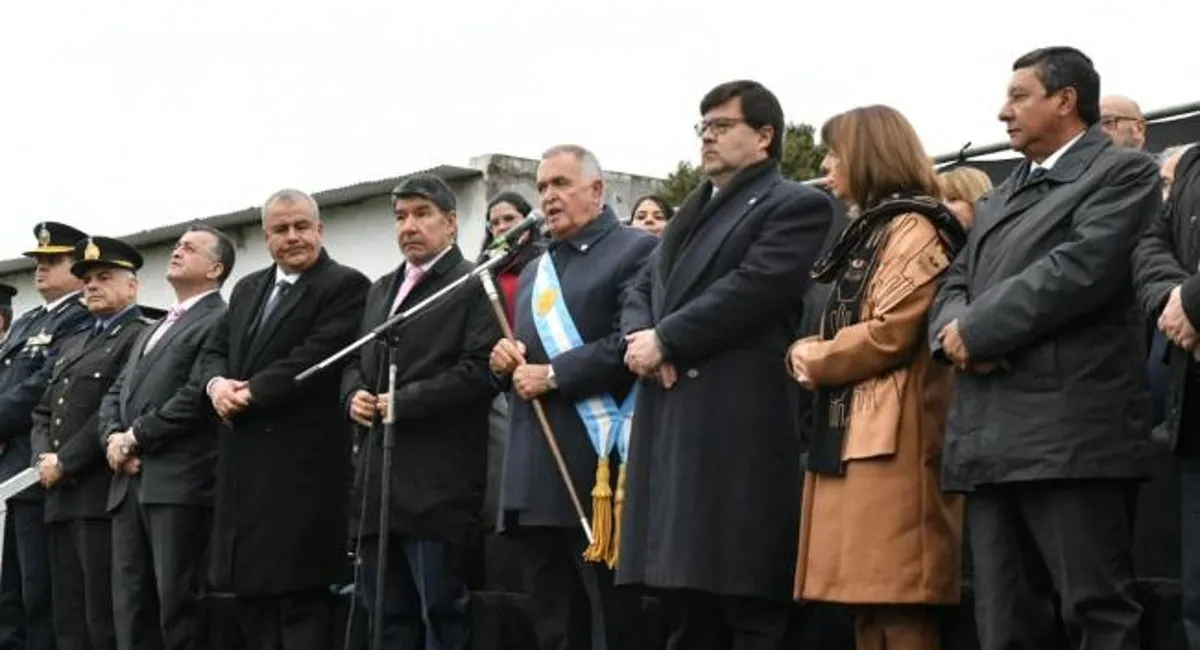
[546,365,558,390]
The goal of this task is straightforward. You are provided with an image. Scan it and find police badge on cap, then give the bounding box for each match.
[70,237,144,278]
[23,222,88,258]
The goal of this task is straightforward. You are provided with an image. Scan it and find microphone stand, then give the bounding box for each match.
[294,240,592,650]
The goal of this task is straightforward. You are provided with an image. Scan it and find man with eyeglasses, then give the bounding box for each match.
[617,79,835,649]
[1101,95,1147,150]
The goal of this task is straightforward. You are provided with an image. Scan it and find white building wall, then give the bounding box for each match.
[0,154,661,319]
[0,178,491,317]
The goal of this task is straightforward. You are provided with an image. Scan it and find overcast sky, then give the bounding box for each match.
[1,0,1197,261]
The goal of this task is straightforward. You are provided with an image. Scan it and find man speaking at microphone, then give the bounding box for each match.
[491,145,656,650]
[342,174,501,650]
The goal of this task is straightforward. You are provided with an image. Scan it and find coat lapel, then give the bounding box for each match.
[661,172,781,312]
[394,246,465,315]
[56,308,140,376]
[245,281,308,370]
[233,271,274,368]
[970,127,1109,261]
[136,293,223,372]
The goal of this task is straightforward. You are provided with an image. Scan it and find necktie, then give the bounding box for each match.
[143,304,186,353]
[1024,166,1047,188]
[88,320,106,343]
[260,280,292,326]
[390,265,425,315]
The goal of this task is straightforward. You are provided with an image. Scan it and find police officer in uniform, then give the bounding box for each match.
[0,222,91,650]
[31,236,153,650]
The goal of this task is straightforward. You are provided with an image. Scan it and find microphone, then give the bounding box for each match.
[487,211,545,252]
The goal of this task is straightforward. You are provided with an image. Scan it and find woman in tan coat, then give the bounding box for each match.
[789,105,967,650]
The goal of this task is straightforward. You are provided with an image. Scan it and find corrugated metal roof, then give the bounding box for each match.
[0,164,483,275]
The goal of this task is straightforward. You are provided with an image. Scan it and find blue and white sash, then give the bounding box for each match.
[531,254,637,460]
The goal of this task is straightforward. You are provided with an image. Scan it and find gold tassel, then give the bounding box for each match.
[605,461,627,569]
[582,457,613,563]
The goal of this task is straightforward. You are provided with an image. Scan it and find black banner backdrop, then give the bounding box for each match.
[934,101,1200,184]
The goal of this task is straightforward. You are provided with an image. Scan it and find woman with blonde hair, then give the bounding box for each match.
[937,166,992,229]
[789,105,966,650]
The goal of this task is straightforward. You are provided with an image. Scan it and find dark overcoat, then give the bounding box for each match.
[1133,143,1200,456]
[615,171,835,600]
[198,250,369,596]
[340,245,501,546]
[929,127,1161,490]
[498,209,657,528]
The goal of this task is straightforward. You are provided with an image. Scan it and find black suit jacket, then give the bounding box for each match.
[31,307,152,522]
[0,294,91,501]
[198,249,369,596]
[340,245,501,545]
[99,291,226,510]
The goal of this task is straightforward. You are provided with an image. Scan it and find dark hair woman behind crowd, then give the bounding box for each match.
[628,194,674,237]
[477,191,546,326]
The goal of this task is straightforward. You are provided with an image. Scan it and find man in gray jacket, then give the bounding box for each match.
[929,46,1161,650]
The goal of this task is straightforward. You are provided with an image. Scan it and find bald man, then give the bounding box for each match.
[1101,95,1147,149]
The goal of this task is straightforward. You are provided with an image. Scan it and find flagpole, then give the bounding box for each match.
[478,269,594,544]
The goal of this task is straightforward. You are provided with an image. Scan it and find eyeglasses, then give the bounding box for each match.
[694,118,746,137]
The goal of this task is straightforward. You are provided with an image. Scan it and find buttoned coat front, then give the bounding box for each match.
[198,250,369,596]
[615,172,834,600]
[31,308,150,522]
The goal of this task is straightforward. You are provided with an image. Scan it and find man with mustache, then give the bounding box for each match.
[198,189,369,650]
[930,47,1160,650]
[342,174,501,650]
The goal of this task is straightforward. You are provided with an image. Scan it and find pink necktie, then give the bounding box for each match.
[390,265,424,315]
[144,304,186,353]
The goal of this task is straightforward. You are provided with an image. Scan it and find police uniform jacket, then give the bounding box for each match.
[31,306,150,521]
[0,294,91,500]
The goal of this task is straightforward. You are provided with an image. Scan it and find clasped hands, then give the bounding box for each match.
[35,453,63,488]
[209,378,252,421]
[1159,285,1198,350]
[623,329,677,389]
[349,390,394,427]
[937,319,1004,374]
[105,430,143,476]
[489,339,554,400]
